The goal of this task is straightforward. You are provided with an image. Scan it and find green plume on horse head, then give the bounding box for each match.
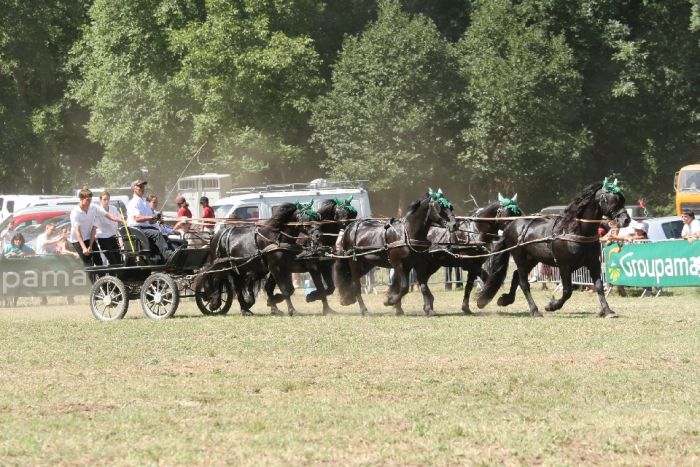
[602,177,623,195]
[497,193,522,215]
[427,188,453,210]
[295,200,321,221]
[332,195,357,215]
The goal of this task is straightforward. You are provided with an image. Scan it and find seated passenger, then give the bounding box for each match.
[127,180,173,261]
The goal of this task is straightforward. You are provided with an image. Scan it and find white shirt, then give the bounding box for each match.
[127,195,153,227]
[681,219,700,237]
[36,232,59,255]
[96,204,121,238]
[70,204,108,243]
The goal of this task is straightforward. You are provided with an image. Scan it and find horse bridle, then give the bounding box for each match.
[597,190,626,224]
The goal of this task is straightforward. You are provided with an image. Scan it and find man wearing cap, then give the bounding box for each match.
[198,196,215,232]
[681,210,700,240]
[127,180,173,261]
[173,195,192,232]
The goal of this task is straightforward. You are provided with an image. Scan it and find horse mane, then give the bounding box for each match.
[559,183,603,228]
[404,197,424,217]
[316,199,337,220]
[264,202,298,229]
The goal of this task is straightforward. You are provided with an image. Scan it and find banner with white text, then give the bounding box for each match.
[604,241,700,287]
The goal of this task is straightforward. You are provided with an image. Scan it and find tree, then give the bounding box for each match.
[457,0,589,208]
[311,0,467,211]
[0,0,98,193]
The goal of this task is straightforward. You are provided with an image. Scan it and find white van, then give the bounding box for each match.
[212,180,372,229]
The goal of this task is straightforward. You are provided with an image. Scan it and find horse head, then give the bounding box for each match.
[426,188,458,231]
[331,196,358,222]
[473,194,523,243]
[295,200,323,246]
[598,178,630,228]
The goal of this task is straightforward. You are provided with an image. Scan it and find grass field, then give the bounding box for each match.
[1,286,700,465]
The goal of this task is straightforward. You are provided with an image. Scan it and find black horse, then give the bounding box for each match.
[198,202,322,316]
[334,190,457,316]
[413,195,522,316]
[477,180,630,318]
[263,197,358,315]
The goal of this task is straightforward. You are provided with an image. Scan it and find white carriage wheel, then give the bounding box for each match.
[90,276,129,321]
[140,273,180,319]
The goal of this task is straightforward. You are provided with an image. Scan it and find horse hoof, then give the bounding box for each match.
[496,295,513,307]
[462,308,473,315]
[288,310,295,317]
[476,297,489,309]
[270,308,282,316]
[599,310,617,318]
[395,310,405,316]
[531,310,543,318]
[322,308,337,315]
[241,310,254,316]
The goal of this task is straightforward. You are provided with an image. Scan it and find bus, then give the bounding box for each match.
[674,164,700,215]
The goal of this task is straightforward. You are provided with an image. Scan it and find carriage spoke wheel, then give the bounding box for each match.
[140,273,180,319]
[195,276,234,316]
[90,276,129,321]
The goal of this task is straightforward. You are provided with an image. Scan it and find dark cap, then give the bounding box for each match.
[199,196,209,204]
[682,209,695,218]
[131,179,148,189]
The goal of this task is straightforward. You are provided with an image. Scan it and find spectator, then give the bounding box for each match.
[173,195,192,233]
[126,180,172,261]
[35,222,64,255]
[57,226,79,259]
[681,209,700,241]
[600,219,625,244]
[626,221,649,242]
[71,188,122,268]
[0,219,17,249]
[198,196,215,232]
[3,233,35,257]
[147,194,175,236]
[95,191,123,265]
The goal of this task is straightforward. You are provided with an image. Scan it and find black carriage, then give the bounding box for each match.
[85,227,233,321]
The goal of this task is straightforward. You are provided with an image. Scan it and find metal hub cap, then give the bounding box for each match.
[102,295,113,306]
[153,291,163,304]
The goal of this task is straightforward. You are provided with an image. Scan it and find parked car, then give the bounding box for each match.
[642,216,684,241]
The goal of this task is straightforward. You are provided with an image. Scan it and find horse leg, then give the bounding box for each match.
[590,262,617,318]
[308,268,335,315]
[264,275,283,316]
[267,261,296,316]
[356,292,370,316]
[461,265,481,315]
[545,266,572,312]
[233,275,254,316]
[497,271,520,307]
[415,265,435,316]
[512,257,541,317]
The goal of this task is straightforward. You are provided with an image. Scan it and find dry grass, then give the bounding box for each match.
[1,286,700,465]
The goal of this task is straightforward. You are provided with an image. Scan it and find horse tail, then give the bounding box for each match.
[476,238,510,308]
[333,258,357,306]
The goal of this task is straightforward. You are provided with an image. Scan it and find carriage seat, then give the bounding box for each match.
[118,226,166,265]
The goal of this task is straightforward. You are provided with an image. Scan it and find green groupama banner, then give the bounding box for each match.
[0,255,90,297]
[604,240,700,287]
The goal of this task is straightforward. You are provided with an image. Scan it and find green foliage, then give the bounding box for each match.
[311,0,467,194]
[457,0,589,205]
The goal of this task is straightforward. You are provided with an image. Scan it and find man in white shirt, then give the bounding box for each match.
[127,180,172,261]
[95,191,123,265]
[680,209,700,240]
[35,222,64,255]
[71,188,122,268]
